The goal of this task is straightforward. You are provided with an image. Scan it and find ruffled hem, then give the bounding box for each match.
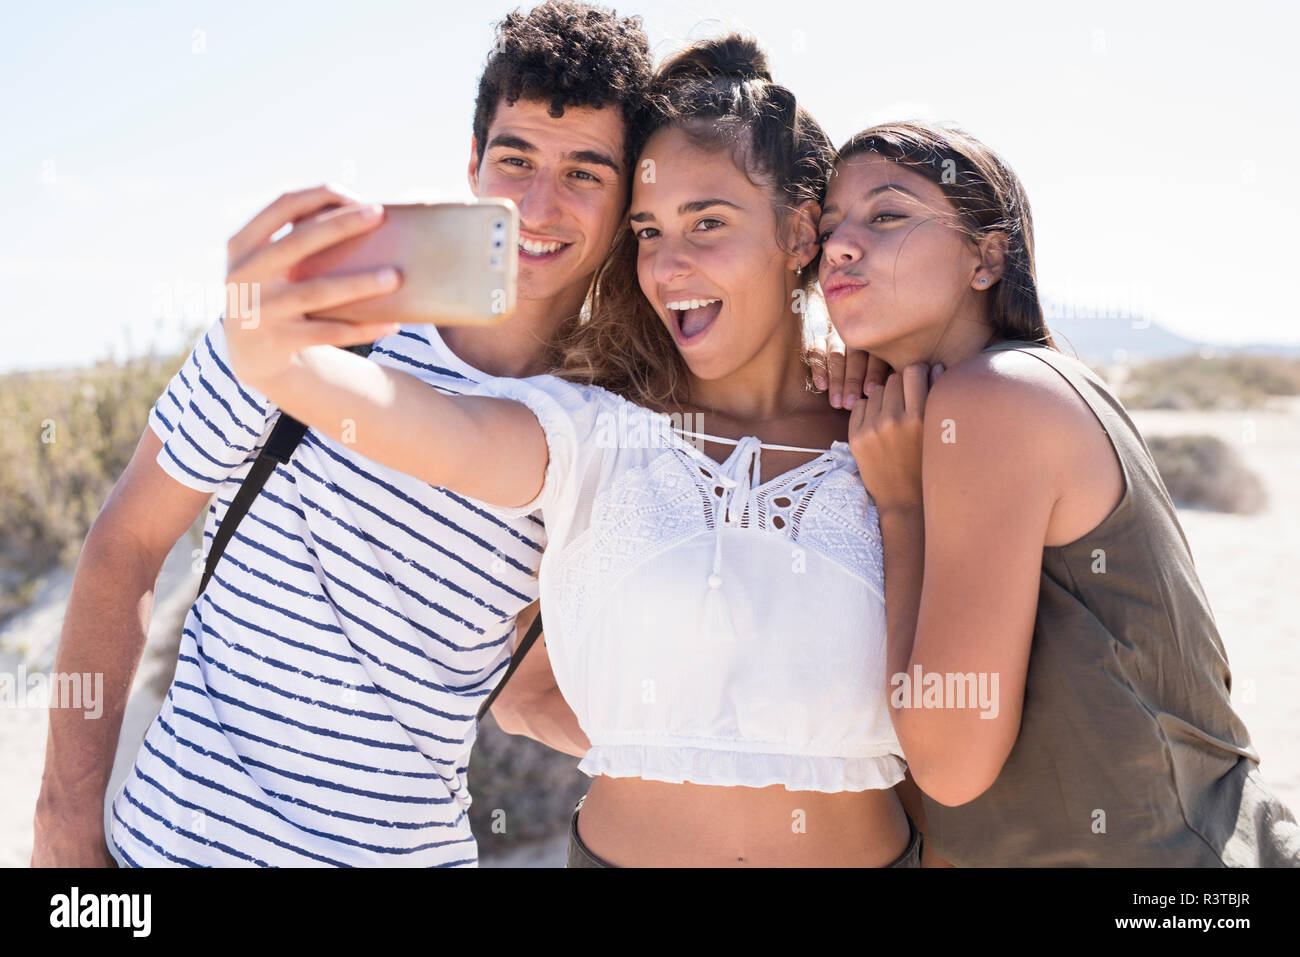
[578,743,906,793]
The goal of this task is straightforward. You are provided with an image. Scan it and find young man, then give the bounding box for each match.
[31,1,652,867]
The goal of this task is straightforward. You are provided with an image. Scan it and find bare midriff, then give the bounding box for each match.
[576,773,911,867]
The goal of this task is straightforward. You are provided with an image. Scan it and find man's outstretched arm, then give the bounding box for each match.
[31,426,210,867]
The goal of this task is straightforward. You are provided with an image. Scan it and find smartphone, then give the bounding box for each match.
[293,199,518,325]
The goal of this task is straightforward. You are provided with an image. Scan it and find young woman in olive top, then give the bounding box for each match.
[818,121,1300,866]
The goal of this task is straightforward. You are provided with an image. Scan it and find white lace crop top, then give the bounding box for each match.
[466,374,906,792]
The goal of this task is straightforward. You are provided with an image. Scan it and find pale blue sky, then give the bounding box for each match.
[4,0,1297,371]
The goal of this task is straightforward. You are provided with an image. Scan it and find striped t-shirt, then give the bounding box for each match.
[109,318,545,866]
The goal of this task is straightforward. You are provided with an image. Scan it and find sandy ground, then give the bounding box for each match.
[2,400,1297,868]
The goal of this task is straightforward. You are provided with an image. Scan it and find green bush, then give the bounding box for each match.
[1123,354,1300,410]
[1146,434,1268,514]
[0,337,197,623]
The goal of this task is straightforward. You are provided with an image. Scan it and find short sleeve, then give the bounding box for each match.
[464,374,610,520]
[149,317,278,493]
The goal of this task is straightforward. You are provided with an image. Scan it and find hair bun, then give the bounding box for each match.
[659,33,773,85]
[708,35,772,82]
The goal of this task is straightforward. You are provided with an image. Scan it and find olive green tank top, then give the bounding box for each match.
[917,340,1300,866]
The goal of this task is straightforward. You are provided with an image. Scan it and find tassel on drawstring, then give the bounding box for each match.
[703,584,737,643]
[704,523,737,642]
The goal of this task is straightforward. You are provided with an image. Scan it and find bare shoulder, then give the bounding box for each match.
[925,346,1124,544]
[930,346,1072,401]
[926,347,1097,445]
[923,347,1099,498]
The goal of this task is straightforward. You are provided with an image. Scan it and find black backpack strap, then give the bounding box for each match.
[196,340,374,599]
[477,611,544,723]
[191,334,540,725]
[196,414,308,597]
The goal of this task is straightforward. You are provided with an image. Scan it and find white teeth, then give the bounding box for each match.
[519,238,564,254]
[665,298,720,311]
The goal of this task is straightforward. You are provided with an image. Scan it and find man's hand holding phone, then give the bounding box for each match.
[222,185,405,387]
[223,186,521,388]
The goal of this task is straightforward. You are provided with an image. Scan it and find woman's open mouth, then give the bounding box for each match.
[666,297,722,342]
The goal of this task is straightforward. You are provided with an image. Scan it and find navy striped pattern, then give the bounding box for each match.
[110,321,544,866]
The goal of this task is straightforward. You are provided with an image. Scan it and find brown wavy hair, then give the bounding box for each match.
[835,121,1057,351]
[549,33,836,409]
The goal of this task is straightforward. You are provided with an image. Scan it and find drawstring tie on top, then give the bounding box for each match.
[700,435,763,643]
[671,427,836,645]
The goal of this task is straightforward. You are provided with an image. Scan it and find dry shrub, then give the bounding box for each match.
[0,339,195,622]
[1146,434,1267,514]
[1124,354,1300,410]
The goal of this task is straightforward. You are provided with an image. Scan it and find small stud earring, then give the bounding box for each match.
[978,277,989,285]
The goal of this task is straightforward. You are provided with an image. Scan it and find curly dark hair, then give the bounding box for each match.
[472,1,653,180]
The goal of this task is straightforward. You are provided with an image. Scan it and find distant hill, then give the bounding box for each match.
[1045,311,1300,363]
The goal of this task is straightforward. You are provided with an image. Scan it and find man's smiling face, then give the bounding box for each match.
[469,97,628,306]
